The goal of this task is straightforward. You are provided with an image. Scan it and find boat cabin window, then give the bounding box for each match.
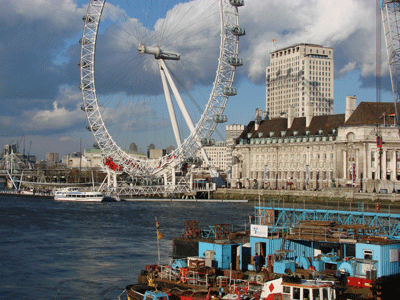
[323,288,329,299]
[282,286,290,294]
[312,288,319,300]
[303,288,309,299]
[293,287,300,300]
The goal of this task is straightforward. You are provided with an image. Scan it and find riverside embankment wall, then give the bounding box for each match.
[212,187,400,204]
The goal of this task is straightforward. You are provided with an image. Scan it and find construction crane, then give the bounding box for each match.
[377,0,382,103]
[381,0,400,136]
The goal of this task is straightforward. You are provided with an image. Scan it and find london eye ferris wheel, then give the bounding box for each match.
[79,0,245,180]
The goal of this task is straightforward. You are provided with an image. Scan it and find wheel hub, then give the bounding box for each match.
[138,43,180,60]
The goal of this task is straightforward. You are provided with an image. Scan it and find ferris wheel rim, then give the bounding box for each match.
[79,0,242,176]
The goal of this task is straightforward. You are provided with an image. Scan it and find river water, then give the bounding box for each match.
[0,195,255,299]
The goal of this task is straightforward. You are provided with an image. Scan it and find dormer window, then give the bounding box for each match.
[318,129,323,135]
[258,132,263,138]
[306,130,310,136]
[347,132,355,141]
[293,131,298,136]
[269,132,274,137]
[281,131,286,137]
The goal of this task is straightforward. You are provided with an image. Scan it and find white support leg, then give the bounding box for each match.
[159,60,182,148]
[159,60,214,175]
[159,59,195,132]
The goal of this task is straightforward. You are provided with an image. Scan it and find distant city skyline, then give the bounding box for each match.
[0,0,394,160]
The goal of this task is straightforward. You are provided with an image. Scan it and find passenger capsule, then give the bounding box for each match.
[201,138,216,146]
[187,157,202,165]
[231,26,246,36]
[229,56,243,67]
[81,104,94,112]
[223,86,237,96]
[213,114,228,123]
[93,142,101,149]
[78,60,90,68]
[192,157,202,165]
[82,15,95,23]
[86,125,99,131]
[230,0,244,6]
[79,38,91,45]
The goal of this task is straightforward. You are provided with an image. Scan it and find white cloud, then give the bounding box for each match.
[55,85,83,108]
[23,101,86,131]
[240,0,382,83]
[1,0,86,29]
[339,62,357,77]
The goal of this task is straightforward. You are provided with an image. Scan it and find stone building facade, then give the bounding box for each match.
[200,141,227,172]
[232,97,400,192]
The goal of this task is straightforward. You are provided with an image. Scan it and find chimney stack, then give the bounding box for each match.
[288,105,295,129]
[345,95,357,122]
[305,102,312,128]
[255,108,262,131]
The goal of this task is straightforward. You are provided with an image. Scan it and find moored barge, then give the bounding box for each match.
[124,206,400,300]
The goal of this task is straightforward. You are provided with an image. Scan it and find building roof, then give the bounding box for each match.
[272,43,332,54]
[344,101,398,126]
[236,114,345,142]
[236,102,399,143]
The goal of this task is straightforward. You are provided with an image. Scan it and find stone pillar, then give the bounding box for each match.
[383,150,387,180]
[363,143,368,180]
[343,150,347,179]
[391,150,396,181]
[375,149,379,179]
[246,149,251,181]
[355,148,359,185]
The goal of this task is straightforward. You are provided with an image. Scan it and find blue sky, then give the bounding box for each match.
[0,0,394,160]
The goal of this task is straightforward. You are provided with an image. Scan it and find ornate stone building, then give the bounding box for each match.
[232,97,400,192]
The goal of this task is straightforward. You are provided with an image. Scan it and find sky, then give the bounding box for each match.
[0,0,395,160]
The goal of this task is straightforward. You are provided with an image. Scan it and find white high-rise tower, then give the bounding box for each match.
[266,43,334,119]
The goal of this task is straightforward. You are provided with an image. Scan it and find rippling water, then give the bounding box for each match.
[0,196,254,299]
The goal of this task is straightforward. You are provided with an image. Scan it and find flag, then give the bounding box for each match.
[156,221,160,229]
[157,230,164,239]
[377,136,382,148]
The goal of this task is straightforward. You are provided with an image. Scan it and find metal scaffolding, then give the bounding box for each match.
[255,206,400,240]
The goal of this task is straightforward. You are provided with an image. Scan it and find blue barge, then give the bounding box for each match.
[138,206,400,299]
